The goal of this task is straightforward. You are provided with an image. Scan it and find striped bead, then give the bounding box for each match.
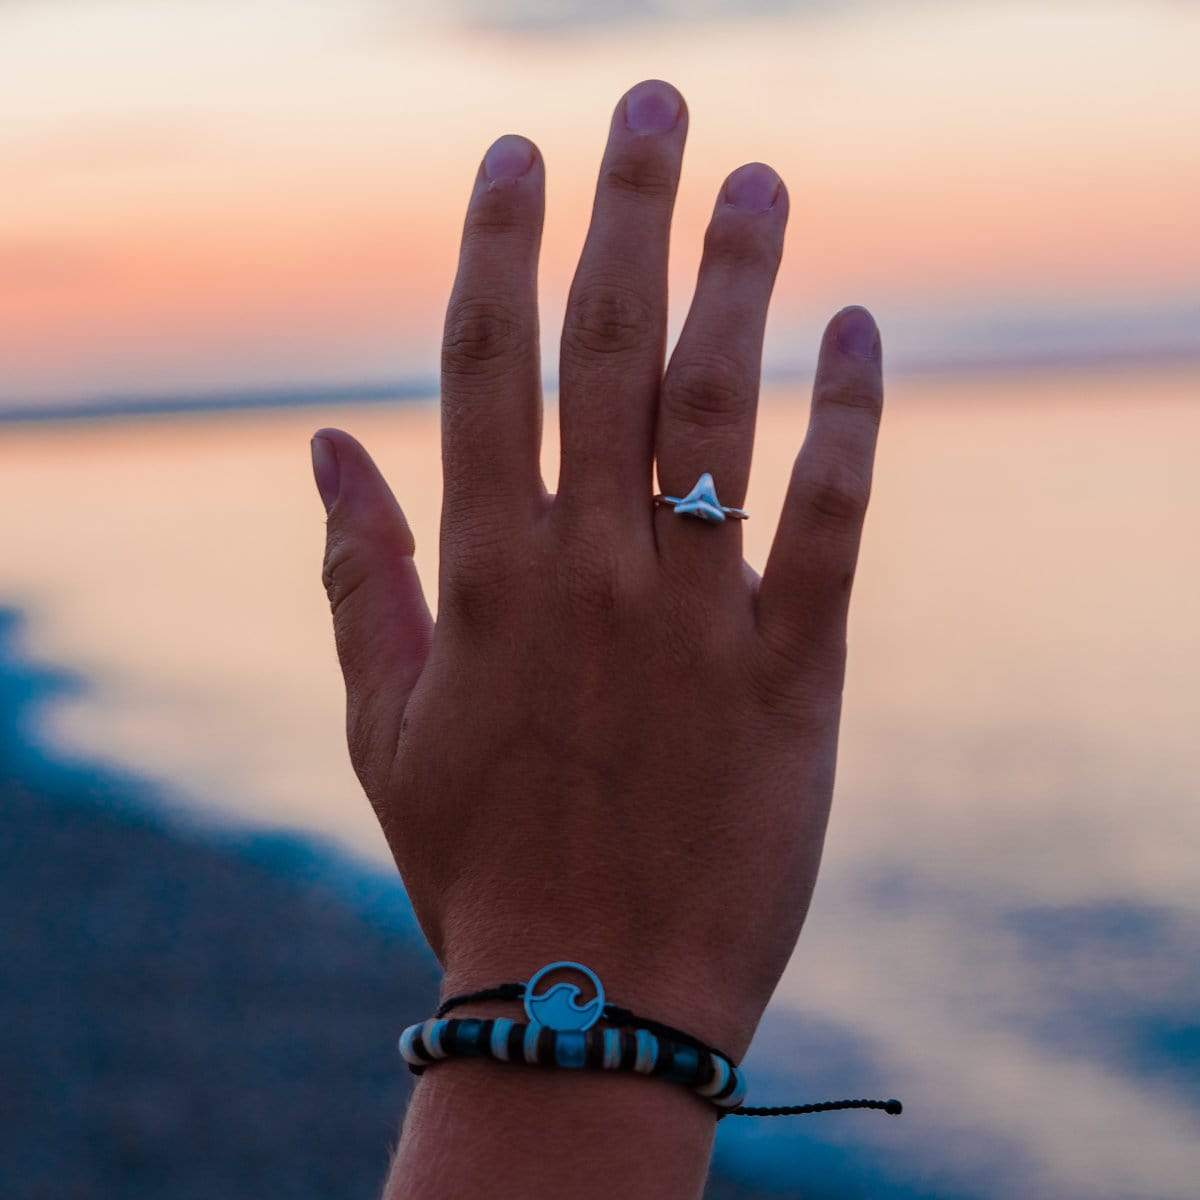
[522,1021,543,1065]
[619,1030,638,1071]
[585,1028,606,1069]
[633,1029,659,1074]
[664,1045,701,1086]
[398,1022,429,1067]
[490,1017,514,1061]
[421,1018,450,1060]
[555,1030,587,1069]
[710,1064,747,1109]
[601,1028,622,1069]
[454,1019,487,1055]
[695,1053,731,1099]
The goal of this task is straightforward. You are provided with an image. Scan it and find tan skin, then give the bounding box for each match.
[311,79,883,1199]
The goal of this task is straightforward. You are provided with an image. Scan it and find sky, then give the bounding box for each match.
[3,0,1198,407]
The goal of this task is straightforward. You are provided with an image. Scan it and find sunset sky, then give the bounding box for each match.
[4,0,1199,406]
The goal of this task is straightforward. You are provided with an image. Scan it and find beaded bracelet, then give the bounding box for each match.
[399,1015,747,1108]
[398,961,903,1121]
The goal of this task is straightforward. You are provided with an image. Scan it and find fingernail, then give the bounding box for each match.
[836,306,881,361]
[725,162,780,213]
[484,134,534,184]
[625,80,681,133]
[311,434,340,513]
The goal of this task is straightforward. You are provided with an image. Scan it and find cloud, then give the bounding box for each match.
[399,0,875,35]
[449,0,836,33]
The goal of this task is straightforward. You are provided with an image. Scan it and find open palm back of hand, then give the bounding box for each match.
[311,78,883,1064]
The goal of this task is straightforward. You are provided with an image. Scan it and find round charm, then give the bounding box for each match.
[523,961,606,1032]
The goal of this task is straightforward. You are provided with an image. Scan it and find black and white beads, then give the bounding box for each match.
[398,1016,747,1110]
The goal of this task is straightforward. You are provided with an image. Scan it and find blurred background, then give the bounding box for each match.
[2,1,1198,1197]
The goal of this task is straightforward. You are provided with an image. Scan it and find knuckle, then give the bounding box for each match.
[438,538,519,635]
[555,534,626,628]
[562,281,653,359]
[439,569,506,635]
[442,297,523,376]
[663,353,749,431]
[702,217,781,273]
[746,630,846,723]
[813,378,883,427]
[798,458,871,525]
[322,532,370,621]
[601,153,678,203]
[462,191,537,245]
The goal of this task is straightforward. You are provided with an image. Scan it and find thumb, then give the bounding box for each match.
[311,427,433,799]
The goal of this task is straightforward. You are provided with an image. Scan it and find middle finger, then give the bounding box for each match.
[556,79,688,529]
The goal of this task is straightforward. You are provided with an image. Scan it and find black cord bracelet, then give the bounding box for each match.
[405,962,903,1121]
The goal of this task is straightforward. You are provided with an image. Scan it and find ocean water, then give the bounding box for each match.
[2,362,1198,1197]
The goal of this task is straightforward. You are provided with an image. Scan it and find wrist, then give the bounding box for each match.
[390,1049,716,1200]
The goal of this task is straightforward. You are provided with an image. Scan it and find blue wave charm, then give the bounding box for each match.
[523,961,605,1033]
[659,472,749,523]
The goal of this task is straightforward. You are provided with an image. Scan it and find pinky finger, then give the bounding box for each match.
[757,306,883,666]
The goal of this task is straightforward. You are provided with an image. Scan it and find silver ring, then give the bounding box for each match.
[654,472,748,524]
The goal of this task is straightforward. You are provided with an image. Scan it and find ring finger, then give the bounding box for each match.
[654,162,788,562]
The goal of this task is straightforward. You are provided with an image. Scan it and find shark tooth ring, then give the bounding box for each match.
[654,472,748,523]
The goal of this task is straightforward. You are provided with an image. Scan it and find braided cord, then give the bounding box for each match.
[719,1097,903,1120]
[435,983,524,1017]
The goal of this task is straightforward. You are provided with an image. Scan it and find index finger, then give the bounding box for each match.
[440,134,547,564]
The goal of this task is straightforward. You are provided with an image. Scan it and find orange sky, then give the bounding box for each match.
[3,0,1198,403]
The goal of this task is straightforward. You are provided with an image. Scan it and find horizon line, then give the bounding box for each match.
[2,343,1198,427]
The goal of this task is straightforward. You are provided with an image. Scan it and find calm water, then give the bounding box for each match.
[3,363,1198,1197]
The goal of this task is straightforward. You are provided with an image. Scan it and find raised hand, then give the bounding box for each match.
[311,79,882,1200]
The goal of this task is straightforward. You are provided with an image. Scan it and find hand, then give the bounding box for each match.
[312,77,881,1078]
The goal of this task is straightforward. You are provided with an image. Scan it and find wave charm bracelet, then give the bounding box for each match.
[398,961,903,1121]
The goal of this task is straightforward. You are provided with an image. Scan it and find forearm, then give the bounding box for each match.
[387,1060,716,1200]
